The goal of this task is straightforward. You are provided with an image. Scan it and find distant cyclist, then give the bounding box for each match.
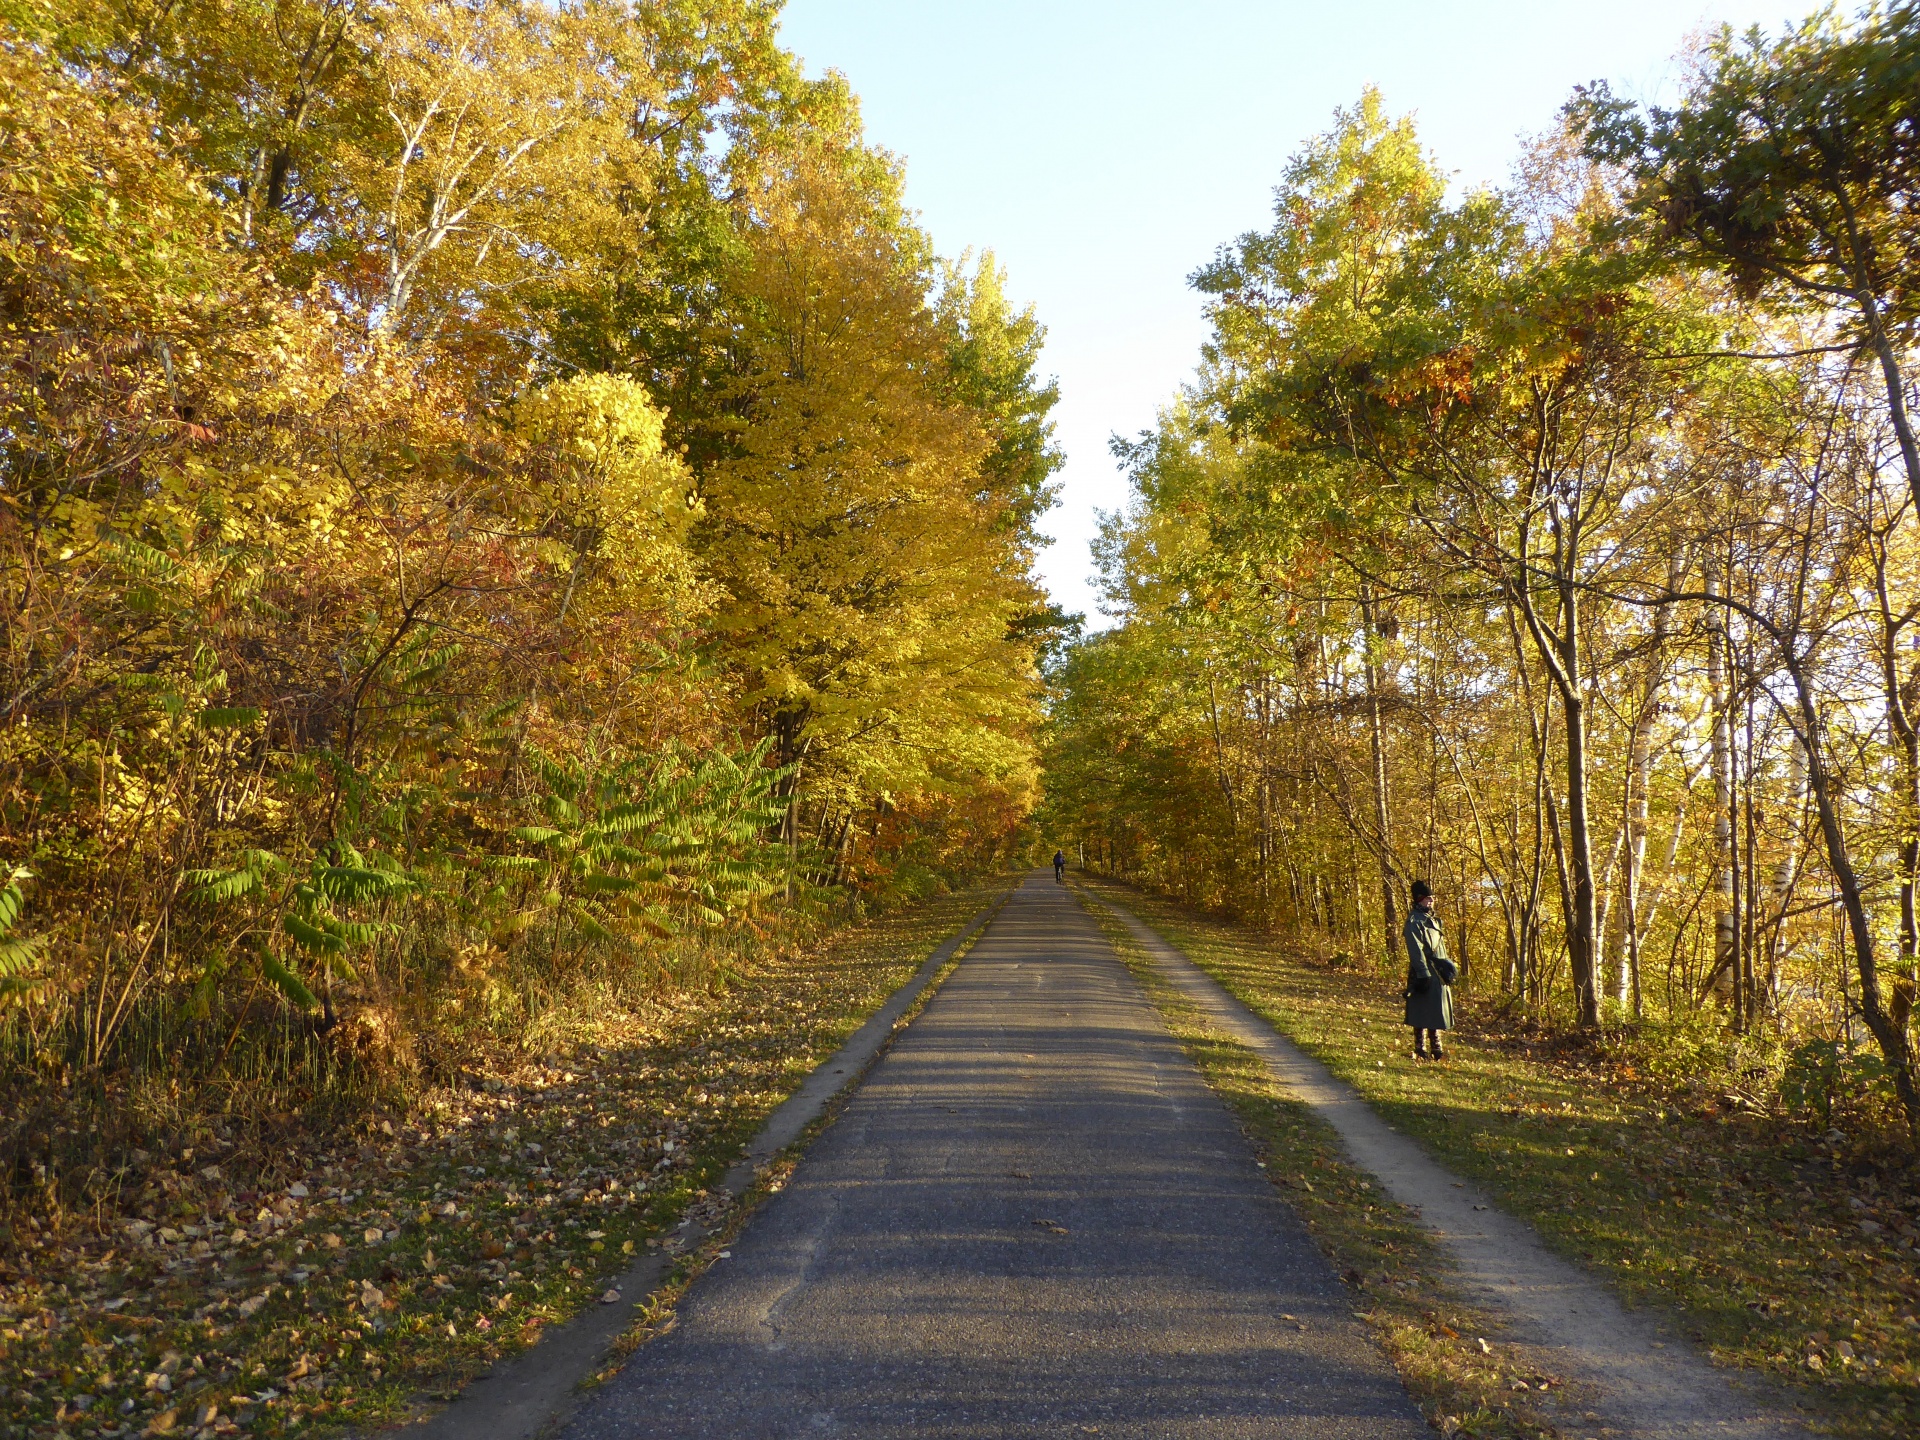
[1053,849,1067,881]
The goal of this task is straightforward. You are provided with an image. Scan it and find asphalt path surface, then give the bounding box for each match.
[559,875,1426,1439]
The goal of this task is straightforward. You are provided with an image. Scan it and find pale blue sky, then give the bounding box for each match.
[776,0,1800,624]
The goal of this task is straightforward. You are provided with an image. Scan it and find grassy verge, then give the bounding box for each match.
[0,881,1006,1439]
[1075,890,1567,1440]
[1080,876,1920,1440]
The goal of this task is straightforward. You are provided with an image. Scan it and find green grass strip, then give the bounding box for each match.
[1082,877,1920,1440]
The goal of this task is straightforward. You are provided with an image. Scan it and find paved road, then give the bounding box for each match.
[560,876,1426,1439]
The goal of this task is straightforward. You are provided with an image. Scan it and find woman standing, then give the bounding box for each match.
[1403,880,1457,1059]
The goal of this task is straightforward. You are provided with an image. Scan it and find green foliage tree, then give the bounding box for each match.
[1572,3,1920,512]
[1048,49,1920,1146]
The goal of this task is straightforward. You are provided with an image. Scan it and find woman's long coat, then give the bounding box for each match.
[1403,908,1455,1030]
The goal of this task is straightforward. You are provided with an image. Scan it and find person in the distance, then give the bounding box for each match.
[1053,849,1067,881]
[1403,879,1457,1059]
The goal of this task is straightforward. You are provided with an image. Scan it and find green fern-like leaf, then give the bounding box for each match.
[0,868,46,987]
[488,855,546,872]
[104,532,185,582]
[567,904,615,944]
[480,697,525,727]
[0,866,33,934]
[187,848,286,904]
[179,953,229,1022]
[317,951,360,982]
[578,873,637,895]
[0,973,48,1009]
[305,863,414,905]
[284,913,343,954]
[261,952,317,1010]
[198,706,262,729]
[319,915,386,946]
[189,867,262,903]
[0,934,48,978]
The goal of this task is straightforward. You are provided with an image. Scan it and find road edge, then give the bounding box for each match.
[388,886,1011,1440]
[1079,882,1808,1440]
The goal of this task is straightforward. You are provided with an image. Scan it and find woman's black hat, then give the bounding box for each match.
[1410,879,1432,902]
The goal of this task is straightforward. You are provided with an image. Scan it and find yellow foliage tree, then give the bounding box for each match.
[696,146,1043,864]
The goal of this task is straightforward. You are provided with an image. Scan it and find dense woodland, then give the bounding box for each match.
[6,0,1920,1244]
[1043,6,1920,1147]
[11,3,1920,1434]
[0,0,1062,1215]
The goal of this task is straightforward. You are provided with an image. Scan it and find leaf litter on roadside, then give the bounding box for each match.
[0,884,1000,1437]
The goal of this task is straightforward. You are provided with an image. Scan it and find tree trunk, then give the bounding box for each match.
[1607,566,1675,1006]
[1765,734,1807,1003]
[1595,821,1625,1000]
[1706,570,1736,1009]
[1360,588,1401,968]
[1872,556,1920,984]
[1506,557,1593,1023]
[1561,679,1601,1028]
[1849,239,1920,524]
[1787,667,1920,1151]
[1205,666,1237,822]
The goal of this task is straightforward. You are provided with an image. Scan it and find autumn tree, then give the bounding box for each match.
[691,145,1044,867]
[0,0,1056,1198]
[1573,3,1920,514]
[1047,53,1920,1146]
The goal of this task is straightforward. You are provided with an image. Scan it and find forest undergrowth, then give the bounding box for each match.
[1081,876,1920,1440]
[0,881,1003,1440]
